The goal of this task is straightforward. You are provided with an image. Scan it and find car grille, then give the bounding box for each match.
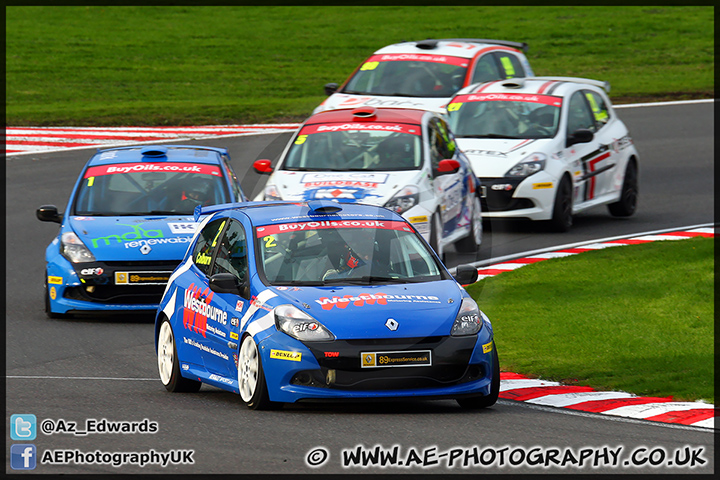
[65,260,179,304]
[480,177,535,212]
[296,336,482,390]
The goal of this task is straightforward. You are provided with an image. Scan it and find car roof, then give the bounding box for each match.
[305,107,428,126]
[375,38,528,59]
[455,76,610,99]
[87,145,228,167]
[196,200,404,225]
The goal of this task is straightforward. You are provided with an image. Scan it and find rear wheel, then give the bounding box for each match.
[608,159,638,217]
[238,334,278,410]
[454,195,483,255]
[157,319,202,393]
[549,176,573,232]
[456,347,500,409]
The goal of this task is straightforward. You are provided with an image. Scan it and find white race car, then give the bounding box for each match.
[253,107,484,258]
[447,77,640,231]
[314,38,534,115]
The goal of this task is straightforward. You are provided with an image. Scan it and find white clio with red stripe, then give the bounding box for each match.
[448,77,640,231]
[314,38,534,115]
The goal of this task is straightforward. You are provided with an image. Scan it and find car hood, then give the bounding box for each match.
[270,281,463,340]
[267,170,424,205]
[456,137,557,177]
[314,93,449,115]
[67,215,199,261]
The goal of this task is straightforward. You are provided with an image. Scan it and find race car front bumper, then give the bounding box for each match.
[258,331,496,403]
[46,256,180,314]
[479,174,556,221]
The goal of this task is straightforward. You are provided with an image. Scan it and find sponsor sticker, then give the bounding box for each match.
[84,163,222,178]
[270,349,302,362]
[47,276,63,285]
[49,287,57,300]
[482,341,494,354]
[230,332,239,340]
[361,350,432,368]
[300,123,421,136]
[454,93,563,107]
[115,271,171,285]
[168,222,198,235]
[368,53,468,67]
[257,220,411,238]
[532,182,554,190]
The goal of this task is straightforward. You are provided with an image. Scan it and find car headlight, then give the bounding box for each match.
[450,297,483,336]
[60,231,96,263]
[275,304,335,342]
[505,152,547,178]
[263,184,282,201]
[384,185,420,215]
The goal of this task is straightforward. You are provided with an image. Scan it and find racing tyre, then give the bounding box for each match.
[429,212,445,262]
[549,176,573,232]
[456,347,500,409]
[157,319,202,393]
[238,334,278,410]
[44,274,69,319]
[608,159,638,217]
[454,195,483,256]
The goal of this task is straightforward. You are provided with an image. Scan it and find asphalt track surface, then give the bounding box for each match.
[5,101,715,474]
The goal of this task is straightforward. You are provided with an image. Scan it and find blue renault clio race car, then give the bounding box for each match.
[37,145,247,318]
[155,200,499,409]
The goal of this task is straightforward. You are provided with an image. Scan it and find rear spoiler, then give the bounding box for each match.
[436,38,529,53]
[531,76,610,92]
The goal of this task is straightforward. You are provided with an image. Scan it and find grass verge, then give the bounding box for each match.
[5,5,714,126]
[466,236,714,403]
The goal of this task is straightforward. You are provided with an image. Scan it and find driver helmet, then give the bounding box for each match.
[183,177,213,206]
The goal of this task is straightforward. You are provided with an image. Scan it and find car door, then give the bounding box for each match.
[176,217,228,371]
[427,117,465,236]
[563,90,615,207]
[202,218,251,379]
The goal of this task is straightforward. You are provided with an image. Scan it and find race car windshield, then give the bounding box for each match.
[343,60,466,98]
[449,100,561,139]
[73,166,229,216]
[256,222,447,286]
[282,129,422,172]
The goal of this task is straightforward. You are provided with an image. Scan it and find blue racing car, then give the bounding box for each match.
[155,200,499,410]
[37,145,247,318]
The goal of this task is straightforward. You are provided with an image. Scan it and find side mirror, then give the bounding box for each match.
[436,159,460,175]
[566,128,594,147]
[253,159,273,174]
[324,82,339,96]
[209,273,240,294]
[37,205,63,224]
[453,264,479,286]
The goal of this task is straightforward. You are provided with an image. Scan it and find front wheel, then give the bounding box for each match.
[429,212,445,262]
[608,159,638,217]
[238,335,278,410]
[549,176,573,232]
[157,319,202,393]
[456,347,500,409]
[454,195,483,255]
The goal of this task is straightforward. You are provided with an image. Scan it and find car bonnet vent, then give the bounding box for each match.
[415,39,439,50]
[140,146,169,158]
[352,107,377,119]
[307,200,342,215]
[500,78,525,89]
